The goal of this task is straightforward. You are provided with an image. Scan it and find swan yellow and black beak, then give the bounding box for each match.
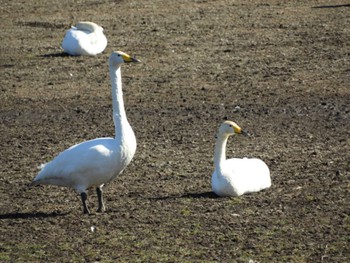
[233,123,249,136]
[232,123,242,134]
[117,51,141,63]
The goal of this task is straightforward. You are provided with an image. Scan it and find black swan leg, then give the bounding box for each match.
[96,187,105,212]
[80,192,90,214]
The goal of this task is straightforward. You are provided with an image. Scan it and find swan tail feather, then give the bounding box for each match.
[29,179,40,187]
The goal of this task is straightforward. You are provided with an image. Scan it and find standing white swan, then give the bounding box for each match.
[211,120,271,197]
[31,51,140,214]
[61,21,107,56]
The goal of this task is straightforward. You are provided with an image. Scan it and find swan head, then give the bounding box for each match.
[109,51,141,67]
[217,120,247,137]
[75,21,103,33]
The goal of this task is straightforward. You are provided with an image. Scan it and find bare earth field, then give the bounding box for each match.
[1,0,349,262]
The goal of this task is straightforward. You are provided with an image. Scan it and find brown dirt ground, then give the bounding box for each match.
[1,0,349,262]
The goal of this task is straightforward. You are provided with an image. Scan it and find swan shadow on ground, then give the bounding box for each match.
[16,21,66,29]
[147,191,220,201]
[0,211,70,219]
[181,191,220,199]
[312,4,350,8]
[40,52,70,58]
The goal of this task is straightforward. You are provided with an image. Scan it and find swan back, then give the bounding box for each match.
[75,21,103,33]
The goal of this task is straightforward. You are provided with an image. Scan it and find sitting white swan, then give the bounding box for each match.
[211,120,271,197]
[31,51,140,214]
[61,21,107,56]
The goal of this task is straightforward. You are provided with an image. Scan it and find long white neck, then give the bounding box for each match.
[109,64,129,140]
[214,134,229,169]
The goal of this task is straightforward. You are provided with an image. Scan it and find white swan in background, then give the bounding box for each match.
[31,51,140,214]
[211,120,271,197]
[61,21,107,56]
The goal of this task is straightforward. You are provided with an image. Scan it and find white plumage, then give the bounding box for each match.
[61,21,107,56]
[211,120,271,197]
[31,51,140,214]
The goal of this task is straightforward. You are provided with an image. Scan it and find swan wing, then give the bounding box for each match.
[62,29,88,55]
[212,158,271,196]
[62,29,107,56]
[32,138,122,191]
